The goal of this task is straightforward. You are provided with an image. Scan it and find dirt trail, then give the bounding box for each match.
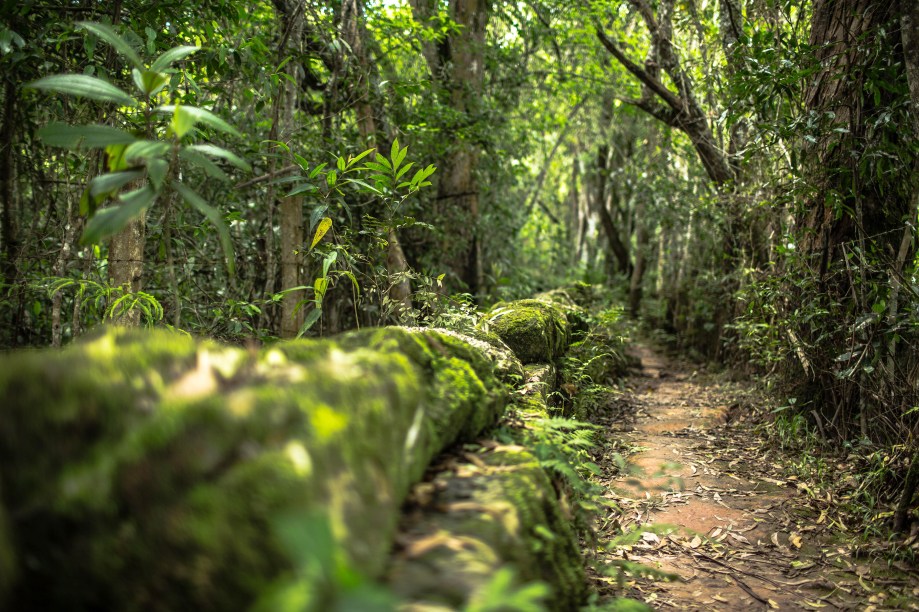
[589,345,918,611]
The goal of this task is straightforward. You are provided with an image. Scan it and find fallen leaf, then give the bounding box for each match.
[641,532,661,544]
[771,532,781,547]
[790,533,803,549]
[768,599,780,609]
[690,535,702,549]
[729,532,750,545]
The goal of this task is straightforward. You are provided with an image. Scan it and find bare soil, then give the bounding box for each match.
[588,344,919,611]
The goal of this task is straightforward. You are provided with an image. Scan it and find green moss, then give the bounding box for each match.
[388,447,586,611]
[482,299,571,364]
[0,324,517,611]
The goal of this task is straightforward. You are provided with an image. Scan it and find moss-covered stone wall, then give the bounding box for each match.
[0,286,596,611]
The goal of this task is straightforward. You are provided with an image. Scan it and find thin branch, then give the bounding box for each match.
[594,25,684,113]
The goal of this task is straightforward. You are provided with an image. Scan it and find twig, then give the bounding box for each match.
[234,164,299,190]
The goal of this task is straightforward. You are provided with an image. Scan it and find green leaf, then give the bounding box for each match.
[322,250,338,277]
[297,307,322,337]
[326,170,337,187]
[314,276,329,300]
[309,162,327,179]
[185,144,251,171]
[336,156,346,171]
[390,138,401,171]
[89,170,144,198]
[293,153,310,171]
[172,180,235,275]
[179,149,229,182]
[156,104,241,138]
[310,217,332,249]
[342,271,361,296]
[395,161,414,181]
[286,183,318,197]
[77,21,143,69]
[132,68,169,97]
[36,123,136,148]
[81,186,155,244]
[362,161,390,174]
[171,104,195,138]
[348,148,375,167]
[309,205,328,231]
[343,178,383,195]
[150,45,200,72]
[27,74,134,105]
[124,140,170,161]
[374,154,392,171]
[147,158,169,191]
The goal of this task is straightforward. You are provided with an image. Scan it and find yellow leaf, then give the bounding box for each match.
[768,599,780,609]
[311,217,332,250]
[790,533,803,548]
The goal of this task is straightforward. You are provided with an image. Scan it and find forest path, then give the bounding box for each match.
[588,344,915,611]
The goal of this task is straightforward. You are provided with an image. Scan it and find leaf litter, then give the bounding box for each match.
[585,344,919,610]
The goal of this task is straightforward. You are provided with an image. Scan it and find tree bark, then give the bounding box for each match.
[273,0,306,338]
[0,79,17,288]
[108,213,146,326]
[410,0,488,296]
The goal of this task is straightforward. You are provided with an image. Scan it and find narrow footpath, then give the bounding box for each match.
[588,345,919,611]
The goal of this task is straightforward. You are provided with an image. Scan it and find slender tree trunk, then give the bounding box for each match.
[629,202,649,318]
[343,0,412,315]
[273,0,306,338]
[0,79,16,287]
[411,0,488,296]
[108,213,146,326]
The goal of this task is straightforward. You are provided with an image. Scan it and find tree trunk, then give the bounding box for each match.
[273,0,306,338]
[593,144,631,275]
[0,79,17,287]
[411,0,488,297]
[108,213,146,326]
[343,0,412,315]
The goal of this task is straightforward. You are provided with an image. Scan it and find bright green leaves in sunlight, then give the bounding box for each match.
[279,140,437,335]
[25,21,244,275]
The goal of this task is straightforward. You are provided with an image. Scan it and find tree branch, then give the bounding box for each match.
[594,26,685,113]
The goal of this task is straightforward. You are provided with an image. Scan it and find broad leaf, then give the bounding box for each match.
[132,68,169,97]
[81,185,155,244]
[309,205,328,231]
[37,123,136,148]
[156,104,241,138]
[172,181,235,275]
[286,183,318,197]
[77,22,143,69]
[89,170,143,198]
[147,158,169,191]
[322,250,338,278]
[27,74,134,105]
[124,140,170,161]
[310,217,332,249]
[171,104,195,138]
[186,144,251,171]
[297,307,322,337]
[150,45,200,72]
[179,148,229,182]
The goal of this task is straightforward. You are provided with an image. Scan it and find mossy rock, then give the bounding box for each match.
[0,325,509,611]
[482,299,571,364]
[388,447,586,611]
